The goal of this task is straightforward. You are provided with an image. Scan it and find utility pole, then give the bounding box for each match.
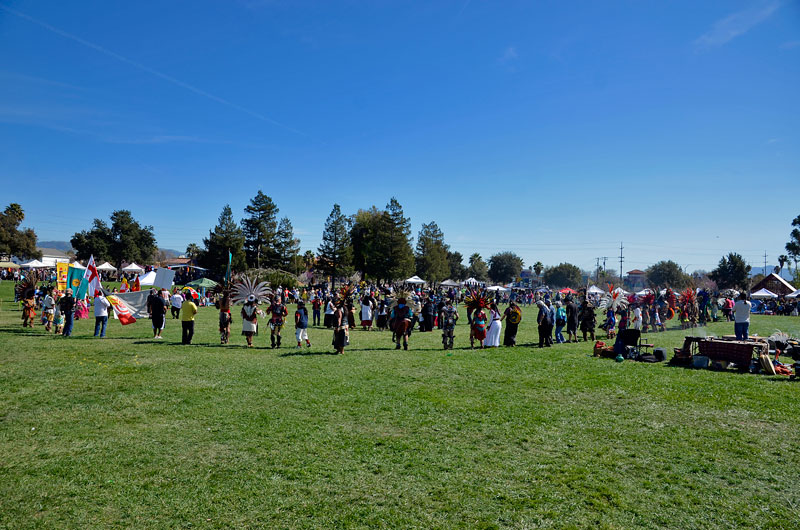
[595,257,600,283]
[618,242,624,288]
[602,257,608,274]
[763,251,768,276]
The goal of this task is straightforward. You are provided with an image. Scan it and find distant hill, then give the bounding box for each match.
[750,267,794,281]
[160,248,181,259]
[37,240,74,252]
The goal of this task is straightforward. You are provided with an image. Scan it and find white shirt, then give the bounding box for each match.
[733,300,751,323]
[94,296,110,317]
[170,294,183,308]
[633,307,642,321]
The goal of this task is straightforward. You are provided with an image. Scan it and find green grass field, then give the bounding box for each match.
[1,282,799,529]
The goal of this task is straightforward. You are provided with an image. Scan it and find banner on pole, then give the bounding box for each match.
[56,262,69,291]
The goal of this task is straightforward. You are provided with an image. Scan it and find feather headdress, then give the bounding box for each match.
[338,284,356,306]
[15,276,37,300]
[231,275,272,305]
[463,287,491,312]
[599,284,628,311]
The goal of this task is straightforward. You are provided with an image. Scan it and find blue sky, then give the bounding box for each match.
[1,0,798,274]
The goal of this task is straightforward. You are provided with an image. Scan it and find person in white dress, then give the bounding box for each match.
[360,296,374,331]
[485,302,502,348]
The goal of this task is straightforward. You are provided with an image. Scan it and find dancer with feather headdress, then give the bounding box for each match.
[16,276,37,328]
[463,288,491,349]
[390,288,414,350]
[332,284,354,354]
[232,275,271,348]
[598,285,627,339]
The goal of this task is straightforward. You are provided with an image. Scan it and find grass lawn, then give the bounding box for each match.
[1,282,800,529]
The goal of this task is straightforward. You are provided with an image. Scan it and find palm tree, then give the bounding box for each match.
[533,261,544,285]
[185,243,201,259]
[778,254,788,277]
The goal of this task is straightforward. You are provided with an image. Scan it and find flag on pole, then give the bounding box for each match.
[83,255,102,297]
[225,250,232,284]
[67,265,87,299]
[106,294,137,325]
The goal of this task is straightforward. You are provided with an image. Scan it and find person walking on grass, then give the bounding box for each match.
[332,296,349,355]
[93,294,111,338]
[241,295,261,348]
[181,294,198,345]
[170,290,183,319]
[147,288,168,339]
[733,292,752,341]
[295,301,311,348]
[59,288,75,337]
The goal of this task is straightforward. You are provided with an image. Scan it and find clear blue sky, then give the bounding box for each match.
[1,0,798,274]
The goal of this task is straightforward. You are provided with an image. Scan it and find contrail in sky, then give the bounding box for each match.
[0,3,305,136]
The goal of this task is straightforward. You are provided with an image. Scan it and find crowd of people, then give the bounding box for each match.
[6,270,800,352]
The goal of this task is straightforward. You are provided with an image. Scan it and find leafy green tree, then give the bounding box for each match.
[274,217,301,273]
[71,210,155,267]
[241,190,279,269]
[543,262,583,288]
[317,204,353,288]
[488,251,524,284]
[709,252,751,290]
[350,206,384,279]
[0,203,41,260]
[200,205,246,279]
[785,215,800,271]
[415,221,450,283]
[646,260,690,288]
[533,261,544,278]
[302,250,316,271]
[467,253,489,281]
[375,198,415,281]
[447,250,467,281]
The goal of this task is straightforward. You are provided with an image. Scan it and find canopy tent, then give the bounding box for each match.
[137,271,157,285]
[587,285,604,295]
[613,287,630,295]
[559,287,577,294]
[20,259,47,268]
[440,279,460,287]
[186,277,219,289]
[70,261,86,270]
[463,277,480,285]
[405,275,426,285]
[635,288,654,296]
[122,263,145,273]
[167,264,208,270]
[97,262,117,271]
[0,260,20,269]
[787,288,800,299]
[486,285,510,292]
[751,288,778,299]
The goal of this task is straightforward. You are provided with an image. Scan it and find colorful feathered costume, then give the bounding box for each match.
[463,288,491,348]
[16,276,37,327]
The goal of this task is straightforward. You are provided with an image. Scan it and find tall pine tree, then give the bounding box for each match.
[241,190,279,269]
[317,204,353,288]
[350,206,384,280]
[376,197,414,281]
[201,205,246,279]
[415,221,450,283]
[274,217,301,273]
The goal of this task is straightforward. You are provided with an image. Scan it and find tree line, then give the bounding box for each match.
[5,199,797,291]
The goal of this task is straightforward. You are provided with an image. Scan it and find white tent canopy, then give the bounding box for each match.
[97,261,117,271]
[136,271,157,285]
[70,261,86,269]
[613,287,630,295]
[20,259,47,268]
[587,285,604,295]
[405,275,426,285]
[121,263,145,273]
[487,285,510,292]
[440,279,460,287]
[787,288,800,299]
[463,277,480,285]
[635,288,653,296]
[751,288,778,299]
